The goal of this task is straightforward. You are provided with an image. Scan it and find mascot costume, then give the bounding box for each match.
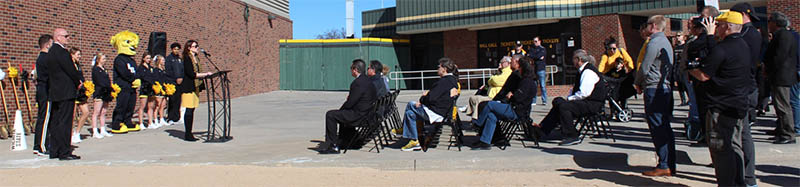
[110,30,142,133]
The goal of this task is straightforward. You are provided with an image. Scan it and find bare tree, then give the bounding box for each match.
[315,27,347,39]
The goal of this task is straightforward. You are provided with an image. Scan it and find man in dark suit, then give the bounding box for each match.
[765,12,799,144]
[46,28,82,160]
[317,59,377,154]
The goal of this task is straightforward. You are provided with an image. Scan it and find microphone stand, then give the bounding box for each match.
[202,53,222,72]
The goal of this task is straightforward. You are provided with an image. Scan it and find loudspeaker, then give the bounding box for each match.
[148,32,167,57]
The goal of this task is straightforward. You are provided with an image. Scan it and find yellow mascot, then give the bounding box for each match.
[109,30,142,133]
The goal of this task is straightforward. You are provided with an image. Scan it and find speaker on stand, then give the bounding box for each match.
[148,32,167,57]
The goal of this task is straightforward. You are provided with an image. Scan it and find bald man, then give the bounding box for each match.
[45,28,82,160]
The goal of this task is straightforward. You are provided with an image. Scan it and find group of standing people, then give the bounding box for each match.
[31,28,213,161]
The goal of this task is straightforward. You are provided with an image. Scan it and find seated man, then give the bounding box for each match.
[396,57,459,151]
[471,56,537,150]
[317,59,377,154]
[368,60,389,97]
[531,49,606,146]
[464,56,513,120]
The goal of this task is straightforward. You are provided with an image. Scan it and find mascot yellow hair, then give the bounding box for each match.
[110,30,140,56]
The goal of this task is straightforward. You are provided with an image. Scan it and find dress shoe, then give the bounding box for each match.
[773,138,796,144]
[642,168,672,177]
[558,137,581,146]
[58,154,81,161]
[317,145,340,154]
[471,142,491,150]
[184,135,199,142]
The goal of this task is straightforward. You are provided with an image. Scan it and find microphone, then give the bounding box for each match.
[200,48,211,57]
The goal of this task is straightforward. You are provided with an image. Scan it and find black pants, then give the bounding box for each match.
[324,109,363,147]
[33,100,50,152]
[184,108,195,137]
[111,90,136,129]
[48,100,75,158]
[539,97,601,138]
[167,93,182,122]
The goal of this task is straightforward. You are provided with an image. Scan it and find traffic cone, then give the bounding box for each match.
[11,110,26,151]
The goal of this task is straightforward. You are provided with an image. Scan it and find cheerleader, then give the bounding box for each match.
[135,52,156,129]
[153,55,170,127]
[69,47,89,144]
[90,53,114,138]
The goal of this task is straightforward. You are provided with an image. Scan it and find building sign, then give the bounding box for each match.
[478,38,559,49]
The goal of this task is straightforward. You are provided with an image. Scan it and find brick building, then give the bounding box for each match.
[0,0,291,127]
[362,0,779,97]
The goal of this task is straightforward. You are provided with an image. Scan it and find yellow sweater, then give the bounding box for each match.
[488,67,512,98]
[599,48,634,73]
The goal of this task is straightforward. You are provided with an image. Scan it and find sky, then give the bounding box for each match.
[290,0,396,39]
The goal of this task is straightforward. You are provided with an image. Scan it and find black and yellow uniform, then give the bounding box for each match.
[136,64,155,97]
[74,62,88,103]
[45,43,82,159]
[34,51,51,153]
[152,67,169,97]
[111,54,138,132]
[91,66,112,102]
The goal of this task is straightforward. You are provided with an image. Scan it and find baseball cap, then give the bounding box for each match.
[716,11,744,25]
[515,41,522,47]
[730,2,759,21]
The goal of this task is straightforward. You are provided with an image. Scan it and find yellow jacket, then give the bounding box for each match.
[599,48,634,73]
[636,38,650,70]
[487,67,512,98]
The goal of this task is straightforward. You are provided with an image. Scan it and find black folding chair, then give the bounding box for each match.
[576,110,616,143]
[447,111,465,151]
[342,102,384,154]
[417,95,459,152]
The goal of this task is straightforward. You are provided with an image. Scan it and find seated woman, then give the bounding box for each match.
[464,56,513,120]
[397,58,459,152]
[471,56,537,150]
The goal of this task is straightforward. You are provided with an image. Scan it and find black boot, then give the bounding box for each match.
[184,108,198,141]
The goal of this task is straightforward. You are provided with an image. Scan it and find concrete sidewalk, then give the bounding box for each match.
[0,90,797,186]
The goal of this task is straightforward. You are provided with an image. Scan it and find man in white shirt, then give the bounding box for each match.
[531,49,606,146]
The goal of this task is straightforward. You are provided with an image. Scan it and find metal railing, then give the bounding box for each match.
[389,65,560,91]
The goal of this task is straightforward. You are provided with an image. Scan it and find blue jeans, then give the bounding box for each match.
[402,101,429,140]
[534,70,548,104]
[644,87,676,170]
[686,81,700,125]
[791,82,800,134]
[473,101,518,144]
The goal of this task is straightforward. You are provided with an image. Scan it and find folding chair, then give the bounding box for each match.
[342,102,384,154]
[576,110,616,143]
[417,96,458,152]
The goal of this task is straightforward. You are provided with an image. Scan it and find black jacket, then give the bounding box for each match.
[113,55,137,92]
[765,28,799,86]
[493,71,522,102]
[165,53,183,81]
[530,45,547,72]
[370,75,388,97]
[35,52,49,102]
[420,75,458,117]
[46,43,82,102]
[91,66,112,101]
[136,64,155,88]
[701,34,753,118]
[341,74,378,115]
[180,54,202,93]
[508,75,537,117]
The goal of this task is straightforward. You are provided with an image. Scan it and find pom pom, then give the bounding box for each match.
[164,83,176,96]
[152,81,163,95]
[84,81,95,98]
[7,67,18,79]
[111,83,121,99]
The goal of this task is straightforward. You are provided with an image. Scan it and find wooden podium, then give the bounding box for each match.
[202,70,232,142]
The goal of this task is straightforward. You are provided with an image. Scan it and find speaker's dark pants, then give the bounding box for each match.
[167,93,182,122]
[48,100,75,158]
[111,90,136,129]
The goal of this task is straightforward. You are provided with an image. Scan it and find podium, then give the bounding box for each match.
[202,70,233,142]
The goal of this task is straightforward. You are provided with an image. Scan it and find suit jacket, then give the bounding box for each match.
[765,28,799,86]
[341,74,378,116]
[46,43,82,102]
[420,75,458,116]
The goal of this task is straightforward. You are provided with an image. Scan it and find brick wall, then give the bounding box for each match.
[0,0,291,126]
[443,29,478,69]
[768,0,800,27]
[580,14,625,61]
